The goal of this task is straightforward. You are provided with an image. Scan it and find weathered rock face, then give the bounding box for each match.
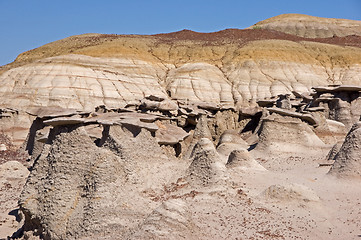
[1,15,361,146]
[310,87,361,129]
[328,122,361,179]
[19,126,128,239]
[1,19,361,113]
[19,120,190,239]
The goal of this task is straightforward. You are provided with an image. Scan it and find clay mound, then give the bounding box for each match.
[255,115,326,154]
[328,122,361,179]
[226,149,266,171]
[261,183,320,203]
[216,130,249,158]
[250,13,361,38]
[187,138,227,186]
[218,129,248,146]
[216,142,248,160]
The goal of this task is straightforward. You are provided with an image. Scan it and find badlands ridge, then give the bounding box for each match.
[0,14,361,239]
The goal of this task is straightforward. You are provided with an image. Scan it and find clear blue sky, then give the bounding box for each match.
[1,0,360,66]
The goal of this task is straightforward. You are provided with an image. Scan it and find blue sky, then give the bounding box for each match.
[0,0,360,66]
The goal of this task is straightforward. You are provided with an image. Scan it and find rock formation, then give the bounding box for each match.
[328,122,361,179]
[1,13,361,144]
[1,14,361,240]
[255,114,326,154]
[226,149,266,171]
[186,138,227,187]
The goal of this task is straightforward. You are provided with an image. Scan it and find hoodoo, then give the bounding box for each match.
[1,13,361,240]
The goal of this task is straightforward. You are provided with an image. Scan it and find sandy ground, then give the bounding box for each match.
[0,161,28,239]
[1,149,360,239]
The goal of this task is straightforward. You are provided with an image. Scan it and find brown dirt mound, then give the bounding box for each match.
[153,28,361,48]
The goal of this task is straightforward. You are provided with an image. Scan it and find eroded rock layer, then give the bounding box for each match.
[1,26,361,112]
[2,14,361,240]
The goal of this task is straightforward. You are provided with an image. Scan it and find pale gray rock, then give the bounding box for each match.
[187,138,227,186]
[218,129,248,146]
[328,122,361,179]
[217,143,248,162]
[19,123,182,239]
[0,144,6,151]
[20,126,127,239]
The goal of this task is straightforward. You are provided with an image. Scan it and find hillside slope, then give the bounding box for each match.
[0,27,361,111]
[249,13,361,38]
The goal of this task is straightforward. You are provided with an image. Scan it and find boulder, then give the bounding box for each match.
[0,144,6,151]
[216,143,248,161]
